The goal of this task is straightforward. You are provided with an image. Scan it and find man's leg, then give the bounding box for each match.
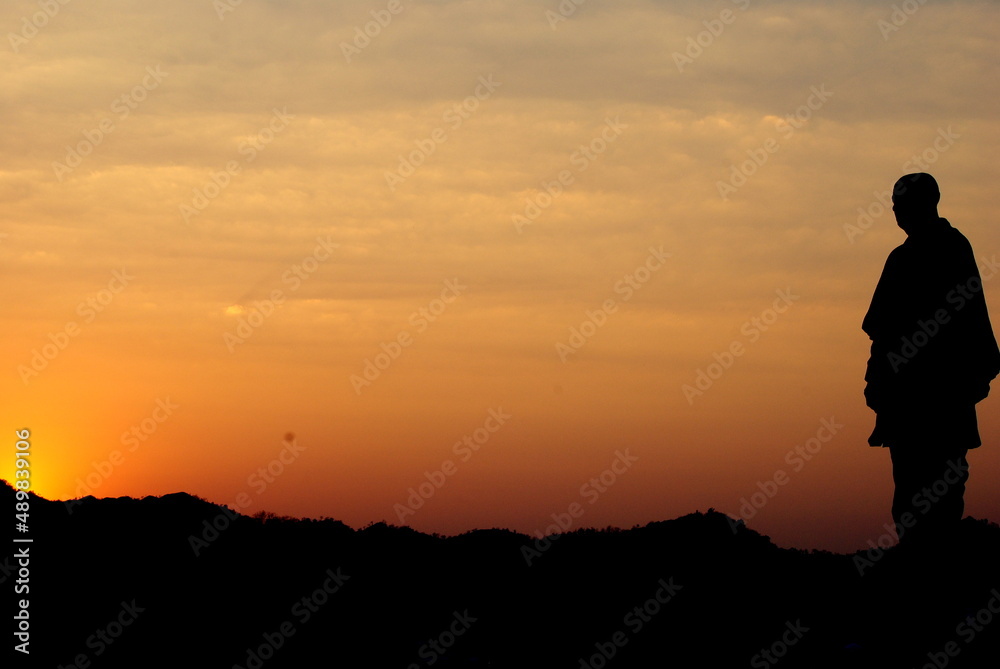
[890,446,968,544]
[925,450,969,533]
[887,442,971,642]
[889,446,923,541]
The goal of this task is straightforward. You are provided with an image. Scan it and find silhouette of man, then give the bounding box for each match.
[863,173,1000,546]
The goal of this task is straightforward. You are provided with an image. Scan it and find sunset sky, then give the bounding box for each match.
[4,0,1000,553]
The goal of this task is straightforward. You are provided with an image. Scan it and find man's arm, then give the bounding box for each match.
[862,248,906,412]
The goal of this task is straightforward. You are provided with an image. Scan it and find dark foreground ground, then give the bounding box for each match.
[3,480,999,668]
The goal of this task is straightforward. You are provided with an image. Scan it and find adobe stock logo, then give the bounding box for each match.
[578,578,683,668]
[877,0,927,40]
[384,76,501,192]
[521,449,639,566]
[8,0,72,52]
[52,66,168,182]
[18,268,134,384]
[340,0,409,62]
[545,0,589,30]
[512,117,627,234]
[843,126,959,243]
[671,0,751,73]
[682,288,799,404]
[555,246,669,361]
[727,417,843,533]
[405,610,478,668]
[180,108,294,223]
[716,84,832,200]
[885,261,999,373]
[393,408,511,523]
[350,278,466,394]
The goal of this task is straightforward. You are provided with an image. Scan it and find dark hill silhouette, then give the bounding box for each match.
[4,480,999,668]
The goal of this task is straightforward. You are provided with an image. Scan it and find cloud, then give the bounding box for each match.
[4,0,998,550]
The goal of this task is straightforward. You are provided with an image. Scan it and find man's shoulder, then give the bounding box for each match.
[885,242,910,263]
[942,221,978,260]
[939,217,968,238]
[900,219,973,253]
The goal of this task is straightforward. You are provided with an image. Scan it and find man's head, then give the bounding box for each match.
[892,173,940,234]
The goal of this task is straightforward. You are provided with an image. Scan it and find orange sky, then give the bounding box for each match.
[4,0,1000,553]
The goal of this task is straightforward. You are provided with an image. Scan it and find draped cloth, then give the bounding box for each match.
[862,218,1000,449]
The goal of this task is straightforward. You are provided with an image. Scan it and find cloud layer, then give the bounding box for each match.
[4,0,999,551]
